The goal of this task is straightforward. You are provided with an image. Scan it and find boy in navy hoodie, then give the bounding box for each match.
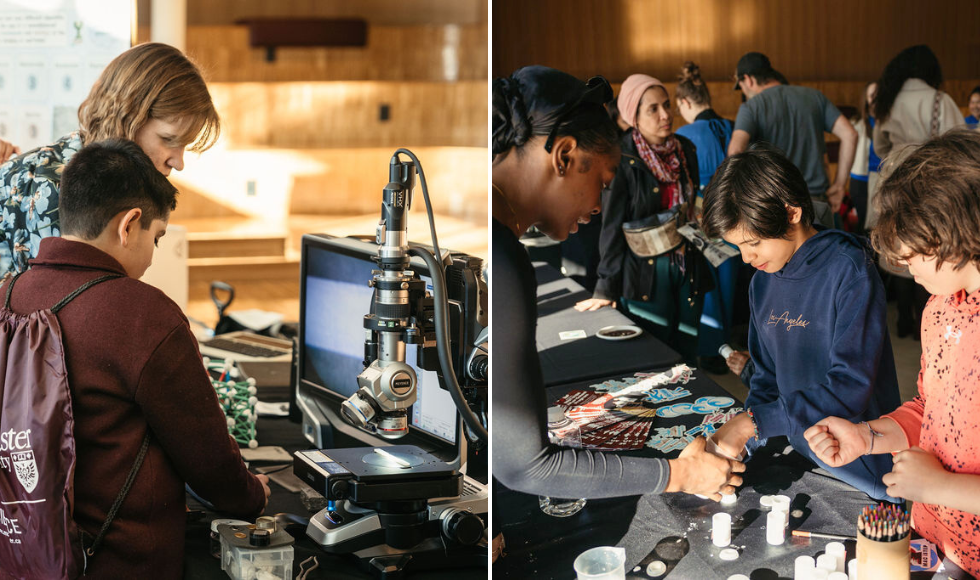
[700,144,901,501]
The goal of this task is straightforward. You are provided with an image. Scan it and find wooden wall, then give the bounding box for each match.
[208,82,487,149]
[493,0,980,83]
[130,1,488,224]
[138,0,483,26]
[169,146,488,223]
[136,23,487,82]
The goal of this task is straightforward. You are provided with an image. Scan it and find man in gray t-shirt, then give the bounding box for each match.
[729,52,857,214]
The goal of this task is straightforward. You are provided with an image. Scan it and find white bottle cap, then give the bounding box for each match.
[719,344,735,359]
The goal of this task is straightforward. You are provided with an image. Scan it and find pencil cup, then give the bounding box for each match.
[856,531,909,580]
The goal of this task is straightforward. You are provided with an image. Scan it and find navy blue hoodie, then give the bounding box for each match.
[746,228,901,501]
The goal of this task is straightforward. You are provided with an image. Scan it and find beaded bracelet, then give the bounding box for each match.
[745,408,760,440]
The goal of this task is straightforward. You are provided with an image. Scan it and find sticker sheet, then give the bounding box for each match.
[552,365,739,452]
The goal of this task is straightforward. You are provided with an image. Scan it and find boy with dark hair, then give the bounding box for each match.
[5,139,269,578]
[807,129,980,577]
[701,144,901,501]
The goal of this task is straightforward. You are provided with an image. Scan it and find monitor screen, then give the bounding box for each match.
[299,235,458,445]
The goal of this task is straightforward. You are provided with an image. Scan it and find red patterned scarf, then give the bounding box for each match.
[632,130,692,210]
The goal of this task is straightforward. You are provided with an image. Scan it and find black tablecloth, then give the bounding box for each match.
[534,263,682,386]
[184,416,487,579]
[496,367,957,580]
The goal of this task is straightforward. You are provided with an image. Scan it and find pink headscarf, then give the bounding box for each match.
[617,74,667,129]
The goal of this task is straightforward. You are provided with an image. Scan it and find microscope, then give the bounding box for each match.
[294,150,488,579]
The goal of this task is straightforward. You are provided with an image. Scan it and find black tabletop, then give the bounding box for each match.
[533,263,682,387]
[184,416,487,579]
[495,367,957,580]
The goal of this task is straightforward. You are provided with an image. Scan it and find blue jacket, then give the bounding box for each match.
[675,110,733,189]
[746,228,901,500]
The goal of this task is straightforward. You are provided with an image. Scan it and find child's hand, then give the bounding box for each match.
[711,412,755,460]
[725,351,750,375]
[804,417,869,467]
[883,447,949,504]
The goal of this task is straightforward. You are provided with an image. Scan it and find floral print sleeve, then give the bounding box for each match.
[0,132,82,281]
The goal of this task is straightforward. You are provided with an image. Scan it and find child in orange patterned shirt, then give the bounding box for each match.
[805,128,980,578]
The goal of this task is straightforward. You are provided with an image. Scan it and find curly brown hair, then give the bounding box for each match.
[78,43,219,153]
[871,128,980,270]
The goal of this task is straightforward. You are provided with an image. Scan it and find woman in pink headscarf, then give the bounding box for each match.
[576,74,706,364]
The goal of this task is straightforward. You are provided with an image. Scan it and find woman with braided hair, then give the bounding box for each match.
[492,65,743,502]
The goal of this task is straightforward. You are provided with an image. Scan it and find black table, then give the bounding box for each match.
[493,368,947,580]
[184,416,487,579]
[534,263,682,386]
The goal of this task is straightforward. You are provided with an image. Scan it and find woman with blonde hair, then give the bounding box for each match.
[0,42,219,279]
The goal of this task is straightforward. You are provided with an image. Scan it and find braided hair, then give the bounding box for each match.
[492,66,618,159]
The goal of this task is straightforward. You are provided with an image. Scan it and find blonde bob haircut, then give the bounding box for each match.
[78,42,219,153]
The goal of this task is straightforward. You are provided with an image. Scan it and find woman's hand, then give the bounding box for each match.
[883,447,949,504]
[667,436,745,501]
[574,298,615,312]
[725,351,750,375]
[0,138,20,163]
[711,412,755,461]
[804,417,869,468]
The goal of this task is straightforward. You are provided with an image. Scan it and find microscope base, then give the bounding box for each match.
[306,488,488,579]
[354,538,486,580]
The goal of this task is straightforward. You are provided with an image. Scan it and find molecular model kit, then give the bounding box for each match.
[204,357,259,449]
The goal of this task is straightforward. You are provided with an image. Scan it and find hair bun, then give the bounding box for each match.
[680,61,702,83]
[492,77,532,156]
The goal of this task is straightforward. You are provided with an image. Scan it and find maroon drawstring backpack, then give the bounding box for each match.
[0,273,148,579]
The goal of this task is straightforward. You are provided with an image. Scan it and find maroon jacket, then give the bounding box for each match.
[8,238,266,578]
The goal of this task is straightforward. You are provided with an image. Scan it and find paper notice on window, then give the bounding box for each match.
[0,11,68,48]
[677,223,741,267]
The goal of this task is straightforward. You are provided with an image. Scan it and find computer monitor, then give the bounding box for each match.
[297,234,460,450]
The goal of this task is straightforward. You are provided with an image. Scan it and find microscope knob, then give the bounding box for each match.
[441,509,484,546]
[330,479,349,499]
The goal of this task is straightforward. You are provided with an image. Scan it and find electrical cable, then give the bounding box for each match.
[389,148,487,444]
[409,243,487,444]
